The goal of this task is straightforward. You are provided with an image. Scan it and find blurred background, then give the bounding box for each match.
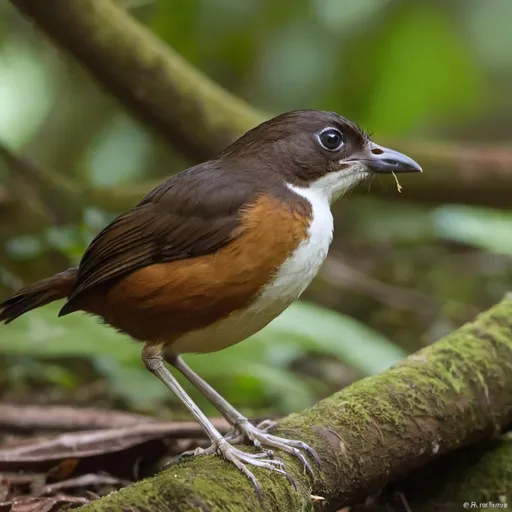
[0,0,511,420]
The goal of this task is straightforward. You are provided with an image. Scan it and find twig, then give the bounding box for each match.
[0,140,80,202]
[320,257,438,312]
[0,419,229,468]
[0,405,156,432]
[39,474,130,495]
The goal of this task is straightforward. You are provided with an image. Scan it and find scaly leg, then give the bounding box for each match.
[142,343,294,498]
[165,351,319,477]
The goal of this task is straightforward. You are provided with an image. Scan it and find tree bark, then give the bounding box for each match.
[370,438,512,512]
[10,0,512,209]
[76,296,512,511]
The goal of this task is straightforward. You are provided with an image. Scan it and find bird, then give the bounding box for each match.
[0,110,421,495]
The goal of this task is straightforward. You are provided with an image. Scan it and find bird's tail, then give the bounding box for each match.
[0,268,77,324]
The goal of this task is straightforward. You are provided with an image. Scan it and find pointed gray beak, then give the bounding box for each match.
[353,142,422,174]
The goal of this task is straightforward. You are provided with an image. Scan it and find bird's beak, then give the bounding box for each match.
[350,142,422,174]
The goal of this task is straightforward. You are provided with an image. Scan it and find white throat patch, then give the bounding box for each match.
[303,167,369,204]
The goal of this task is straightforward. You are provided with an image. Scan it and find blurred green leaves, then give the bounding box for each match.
[352,199,512,257]
[256,301,405,375]
[358,2,484,135]
[0,300,403,413]
[466,0,512,69]
[0,39,54,149]
[434,205,512,255]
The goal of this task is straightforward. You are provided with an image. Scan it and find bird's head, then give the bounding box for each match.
[222,110,422,203]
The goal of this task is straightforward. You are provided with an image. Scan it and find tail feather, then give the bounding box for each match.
[0,268,77,324]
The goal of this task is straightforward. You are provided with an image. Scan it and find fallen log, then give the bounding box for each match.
[77,295,512,511]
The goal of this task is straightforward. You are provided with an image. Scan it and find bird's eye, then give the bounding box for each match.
[317,128,344,151]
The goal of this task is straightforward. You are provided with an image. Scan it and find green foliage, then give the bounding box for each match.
[342,2,484,135]
[351,198,435,244]
[150,0,201,64]
[0,39,54,149]
[255,301,406,375]
[0,300,403,413]
[353,200,512,257]
[433,205,512,255]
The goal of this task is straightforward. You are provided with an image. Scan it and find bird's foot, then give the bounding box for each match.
[179,438,295,499]
[221,421,275,445]
[255,418,278,432]
[230,419,319,478]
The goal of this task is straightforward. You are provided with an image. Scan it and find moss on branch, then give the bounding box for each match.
[77,296,512,511]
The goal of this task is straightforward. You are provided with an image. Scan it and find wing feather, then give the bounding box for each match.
[63,163,259,311]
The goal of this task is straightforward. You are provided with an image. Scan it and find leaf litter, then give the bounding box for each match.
[0,404,229,510]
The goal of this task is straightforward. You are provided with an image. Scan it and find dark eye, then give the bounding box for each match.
[317,128,344,151]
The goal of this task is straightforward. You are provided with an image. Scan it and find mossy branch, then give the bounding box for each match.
[10,0,264,162]
[10,0,512,209]
[77,296,512,511]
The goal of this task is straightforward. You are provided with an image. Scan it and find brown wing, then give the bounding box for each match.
[61,163,260,314]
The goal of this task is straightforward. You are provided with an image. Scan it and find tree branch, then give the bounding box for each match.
[11,0,512,209]
[76,296,512,511]
[10,0,264,162]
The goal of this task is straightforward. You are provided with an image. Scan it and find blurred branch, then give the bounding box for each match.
[0,403,228,433]
[0,142,78,200]
[320,257,438,312]
[0,139,86,232]
[75,137,512,211]
[0,185,11,208]
[0,404,152,431]
[0,142,54,226]
[10,0,264,162]
[9,0,512,209]
[80,295,512,511]
[25,63,116,182]
[367,141,512,208]
[0,422,230,472]
[0,142,81,281]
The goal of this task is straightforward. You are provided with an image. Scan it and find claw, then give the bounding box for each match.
[178,445,214,462]
[176,420,317,498]
[283,438,321,465]
[232,448,296,492]
[256,419,277,432]
[226,420,319,477]
[177,438,293,500]
[223,426,240,442]
[282,470,297,490]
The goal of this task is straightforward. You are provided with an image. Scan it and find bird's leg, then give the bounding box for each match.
[165,352,319,477]
[142,343,294,497]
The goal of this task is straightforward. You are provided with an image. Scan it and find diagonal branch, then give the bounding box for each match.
[10,0,264,162]
[78,295,512,511]
[10,0,512,210]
